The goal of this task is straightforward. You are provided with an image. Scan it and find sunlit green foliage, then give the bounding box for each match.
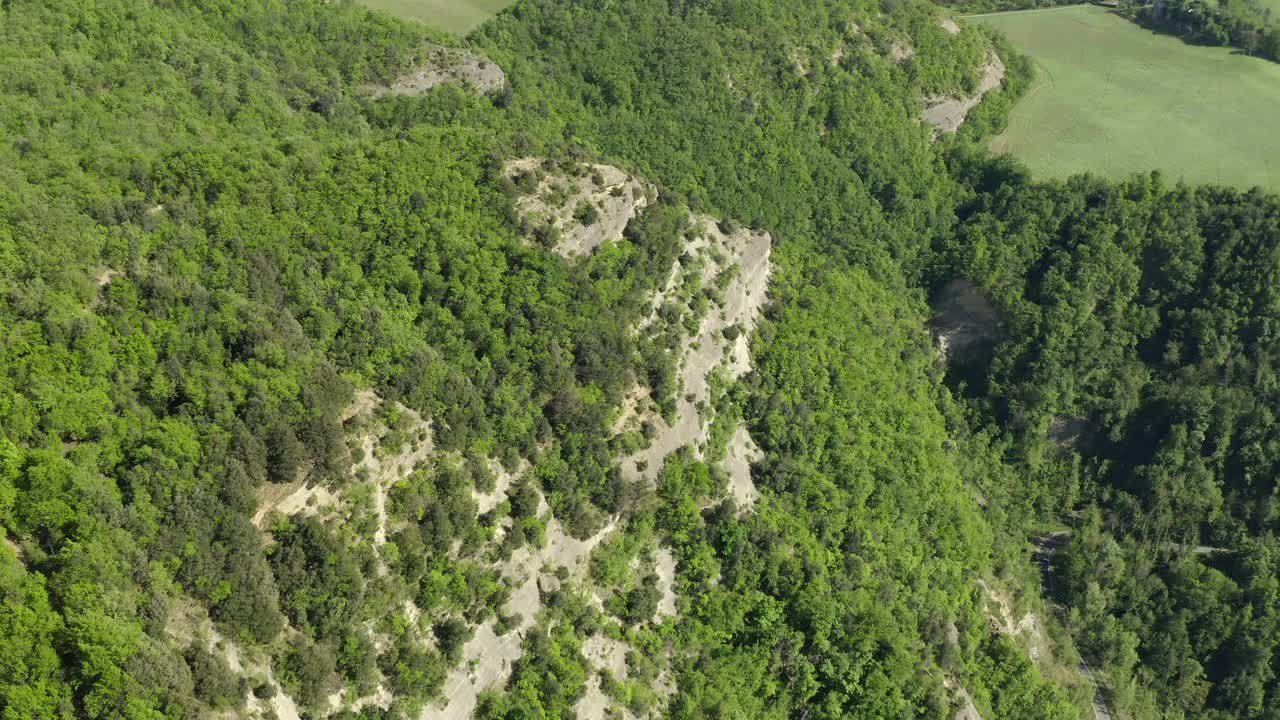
[937,157,1280,718]
[4,0,1275,718]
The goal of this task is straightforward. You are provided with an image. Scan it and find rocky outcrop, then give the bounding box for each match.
[504,159,654,258]
[370,45,505,98]
[929,279,1000,363]
[618,214,772,490]
[922,52,1006,136]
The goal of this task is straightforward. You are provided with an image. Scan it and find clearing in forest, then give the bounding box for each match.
[979,5,1280,190]
[357,0,513,34]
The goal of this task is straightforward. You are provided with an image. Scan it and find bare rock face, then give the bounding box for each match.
[617,214,773,490]
[1048,415,1097,451]
[723,423,762,511]
[370,44,506,98]
[943,677,983,720]
[921,52,1006,137]
[250,162,774,717]
[505,158,654,258]
[424,508,617,720]
[929,279,999,364]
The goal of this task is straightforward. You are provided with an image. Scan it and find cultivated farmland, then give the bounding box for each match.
[979,5,1280,189]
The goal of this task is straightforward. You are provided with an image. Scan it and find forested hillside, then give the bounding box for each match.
[1,1,1277,719]
[933,163,1280,719]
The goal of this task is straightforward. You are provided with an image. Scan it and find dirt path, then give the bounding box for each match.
[1078,662,1114,720]
[1161,542,1230,556]
[1035,532,1112,720]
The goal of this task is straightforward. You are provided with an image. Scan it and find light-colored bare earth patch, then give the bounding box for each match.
[474,458,517,516]
[341,389,380,423]
[257,668,303,720]
[576,634,634,720]
[944,677,983,720]
[252,480,341,529]
[424,498,617,720]
[328,684,393,715]
[242,379,691,718]
[575,675,616,720]
[654,547,678,619]
[619,215,772,486]
[337,391,602,720]
[423,621,522,720]
[611,384,653,436]
[244,388,584,718]
[505,159,654,258]
[929,279,1000,363]
[259,391,435,716]
[922,53,1006,136]
[890,41,915,63]
[165,597,303,720]
[723,424,761,510]
[976,578,1047,661]
[939,17,962,35]
[330,392,434,564]
[95,268,119,287]
[584,634,629,678]
[370,45,505,98]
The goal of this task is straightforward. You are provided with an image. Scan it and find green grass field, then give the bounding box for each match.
[358,0,514,35]
[978,5,1280,190]
[1257,0,1280,17]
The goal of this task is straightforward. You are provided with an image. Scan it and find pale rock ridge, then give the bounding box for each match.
[922,53,1006,136]
[505,158,654,258]
[619,214,772,492]
[370,44,505,98]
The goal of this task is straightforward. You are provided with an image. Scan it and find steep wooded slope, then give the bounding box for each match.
[0,1,1087,719]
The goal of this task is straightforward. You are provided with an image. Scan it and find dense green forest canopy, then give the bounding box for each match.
[934,165,1280,719]
[1,0,1278,719]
